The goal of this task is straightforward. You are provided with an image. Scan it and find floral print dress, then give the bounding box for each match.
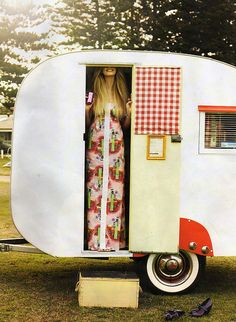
[86,103,126,251]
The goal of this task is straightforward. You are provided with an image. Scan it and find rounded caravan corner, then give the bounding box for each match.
[179,218,214,257]
[11,52,87,257]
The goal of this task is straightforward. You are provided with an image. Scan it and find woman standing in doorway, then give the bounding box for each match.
[86,67,131,251]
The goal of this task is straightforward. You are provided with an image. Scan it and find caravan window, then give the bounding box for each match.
[199,112,236,153]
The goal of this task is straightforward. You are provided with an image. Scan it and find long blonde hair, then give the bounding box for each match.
[92,67,129,119]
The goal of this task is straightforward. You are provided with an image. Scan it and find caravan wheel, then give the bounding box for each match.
[140,251,205,294]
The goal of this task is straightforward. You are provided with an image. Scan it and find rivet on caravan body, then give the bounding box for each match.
[189,242,197,250]
[201,246,210,254]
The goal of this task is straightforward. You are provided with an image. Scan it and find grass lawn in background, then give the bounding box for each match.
[0,157,11,176]
[0,182,20,238]
[0,182,235,321]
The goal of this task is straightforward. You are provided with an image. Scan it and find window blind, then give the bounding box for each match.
[205,113,236,149]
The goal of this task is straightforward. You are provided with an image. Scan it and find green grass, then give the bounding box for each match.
[0,254,235,321]
[0,157,11,176]
[0,182,20,238]
[0,182,236,321]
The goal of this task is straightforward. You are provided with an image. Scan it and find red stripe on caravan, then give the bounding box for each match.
[198,105,236,112]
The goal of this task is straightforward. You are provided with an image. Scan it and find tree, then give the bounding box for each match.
[52,0,236,65]
[1,0,236,115]
[156,0,236,64]
[52,0,128,49]
[113,0,149,49]
[0,0,53,114]
[52,0,155,50]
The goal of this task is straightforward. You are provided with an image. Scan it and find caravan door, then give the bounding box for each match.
[129,66,181,253]
[11,55,86,256]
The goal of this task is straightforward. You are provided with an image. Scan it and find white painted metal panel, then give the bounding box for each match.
[179,58,236,256]
[11,55,86,256]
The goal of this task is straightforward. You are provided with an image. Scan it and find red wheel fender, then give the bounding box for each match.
[179,218,214,256]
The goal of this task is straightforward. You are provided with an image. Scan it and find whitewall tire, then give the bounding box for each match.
[139,251,206,294]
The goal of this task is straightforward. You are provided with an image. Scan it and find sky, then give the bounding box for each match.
[8,0,57,6]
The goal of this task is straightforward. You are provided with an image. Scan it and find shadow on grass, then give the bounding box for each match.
[1,254,235,296]
[0,254,136,296]
[0,254,235,321]
[196,257,236,294]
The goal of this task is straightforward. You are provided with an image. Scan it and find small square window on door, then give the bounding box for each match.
[146,135,166,160]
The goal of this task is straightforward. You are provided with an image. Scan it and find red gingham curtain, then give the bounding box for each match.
[134,67,181,135]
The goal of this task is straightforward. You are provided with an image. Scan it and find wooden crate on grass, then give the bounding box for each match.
[76,271,139,308]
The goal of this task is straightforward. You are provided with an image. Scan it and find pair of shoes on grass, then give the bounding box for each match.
[165,298,213,320]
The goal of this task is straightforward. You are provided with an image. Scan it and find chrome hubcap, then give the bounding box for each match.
[152,252,192,286]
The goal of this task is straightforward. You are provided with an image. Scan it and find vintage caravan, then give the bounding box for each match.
[10,50,236,294]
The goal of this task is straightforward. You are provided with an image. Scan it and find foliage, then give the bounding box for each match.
[51,0,236,65]
[0,157,11,176]
[51,0,123,49]
[0,0,53,114]
[0,137,11,152]
[163,0,236,64]
[1,0,236,114]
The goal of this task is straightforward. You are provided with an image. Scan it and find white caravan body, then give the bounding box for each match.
[11,50,236,262]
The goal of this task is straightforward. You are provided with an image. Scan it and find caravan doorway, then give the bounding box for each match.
[84,65,133,253]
